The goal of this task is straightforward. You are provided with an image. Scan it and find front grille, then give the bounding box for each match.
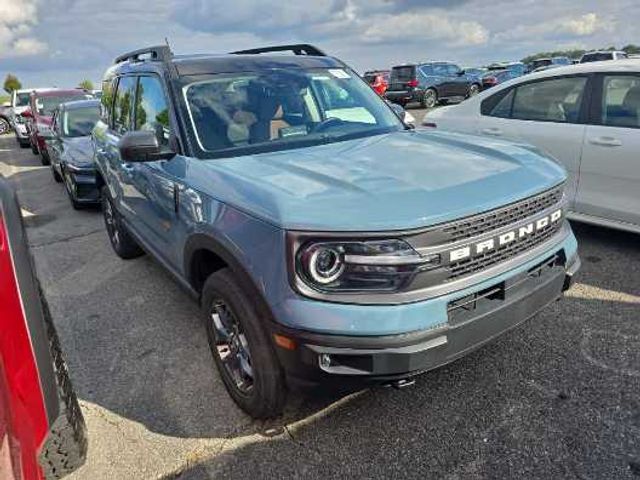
[441,185,563,244]
[447,221,561,280]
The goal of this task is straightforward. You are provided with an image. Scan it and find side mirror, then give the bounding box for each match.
[387,101,415,129]
[20,109,33,119]
[118,130,174,163]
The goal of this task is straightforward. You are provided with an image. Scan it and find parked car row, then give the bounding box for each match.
[423,59,640,234]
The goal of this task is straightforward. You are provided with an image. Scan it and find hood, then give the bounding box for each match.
[186,130,566,232]
[64,136,95,167]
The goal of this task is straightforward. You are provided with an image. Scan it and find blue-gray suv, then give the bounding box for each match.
[93,44,580,418]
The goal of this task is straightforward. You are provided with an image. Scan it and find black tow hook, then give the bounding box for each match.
[385,378,416,389]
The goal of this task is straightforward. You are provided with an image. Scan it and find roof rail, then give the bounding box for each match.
[114,45,173,64]
[231,44,326,57]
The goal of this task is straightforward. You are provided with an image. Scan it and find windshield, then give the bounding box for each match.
[15,92,30,107]
[183,68,402,157]
[36,94,91,116]
[63,106,100,137]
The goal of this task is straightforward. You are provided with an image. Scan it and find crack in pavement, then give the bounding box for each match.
[29,228,105,248]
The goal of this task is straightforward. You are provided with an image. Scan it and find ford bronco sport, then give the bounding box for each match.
[93,44,580,418]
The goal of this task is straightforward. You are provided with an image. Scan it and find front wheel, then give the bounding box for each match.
[421,89,438,109]
[52,165,63,183]
[101,186,144,259]
[202,269,286,419]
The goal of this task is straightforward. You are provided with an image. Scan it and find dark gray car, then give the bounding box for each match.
[46,99,101,208]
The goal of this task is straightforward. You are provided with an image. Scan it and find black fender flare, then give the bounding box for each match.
[183,233,275,320]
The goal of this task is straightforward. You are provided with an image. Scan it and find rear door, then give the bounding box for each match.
[576,73,640,226]
[475,75,590,205]
[99,75,138,220]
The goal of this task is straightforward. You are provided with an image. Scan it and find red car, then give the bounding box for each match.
[0,177,86,479]
[23,89,92,165]
[363,70,390,96]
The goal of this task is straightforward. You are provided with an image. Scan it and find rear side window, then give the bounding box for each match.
[601,75,640,128]
[512,77,587,123]
[481,88,514,118]
[100,78,115,124]
[112,76,137,134]
[391,66,415,81]
[419,65,433,76]
[135,76,171,144]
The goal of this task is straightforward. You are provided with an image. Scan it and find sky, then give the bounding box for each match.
[1,0,639,89]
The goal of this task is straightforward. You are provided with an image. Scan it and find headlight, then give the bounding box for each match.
[296,239,440,293]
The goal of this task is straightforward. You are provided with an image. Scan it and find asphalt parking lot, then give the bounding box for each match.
[1,131,639,480]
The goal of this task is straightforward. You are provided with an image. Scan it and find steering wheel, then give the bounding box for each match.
[312,117,344,133]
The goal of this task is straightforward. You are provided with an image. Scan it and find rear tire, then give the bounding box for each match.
[421,88,437,109]
[202,269,286,419]
[467,83,480,98]
[101,186,144,259]
[40,150,50,165]
[31,140,39,155]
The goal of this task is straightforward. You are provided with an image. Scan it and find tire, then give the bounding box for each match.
[31,140,39,155]
[52,165,63,183]
[421,88,437,109]
[41,150,51,166]
[38,284,87,479]
[0,117,10,135]
[202,269,286,419]
[101,186,144,259]
[18,138,29,148]
[467,83,480,98]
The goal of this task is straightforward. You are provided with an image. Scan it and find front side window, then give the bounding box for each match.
[601,75,640,128]
[63,106,100,137]
[432,64,448,76]
[183,68,402,157]
[512,77,587,123]
[135,76,170,144]
[112,76,137,134]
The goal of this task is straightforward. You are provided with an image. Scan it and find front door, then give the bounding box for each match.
[576,74,640,227]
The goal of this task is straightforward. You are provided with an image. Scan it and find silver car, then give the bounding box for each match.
[423,60,640,234]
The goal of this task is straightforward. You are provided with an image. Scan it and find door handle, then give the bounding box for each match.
[589,136,622,147]
[481,127,502,136]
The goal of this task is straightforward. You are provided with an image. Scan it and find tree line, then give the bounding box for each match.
[521,44,640,64]
[3,74,95,95]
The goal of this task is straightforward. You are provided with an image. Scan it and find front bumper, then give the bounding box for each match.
[271,242,580,388]
[67,169,100,203]
[14,123,28,140]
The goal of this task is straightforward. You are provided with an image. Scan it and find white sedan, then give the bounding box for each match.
[423,60,640,234]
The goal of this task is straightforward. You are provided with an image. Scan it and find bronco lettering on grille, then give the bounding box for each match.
[448,209,563,263]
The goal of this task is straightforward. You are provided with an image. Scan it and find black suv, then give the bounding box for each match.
[385,62,480,108]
